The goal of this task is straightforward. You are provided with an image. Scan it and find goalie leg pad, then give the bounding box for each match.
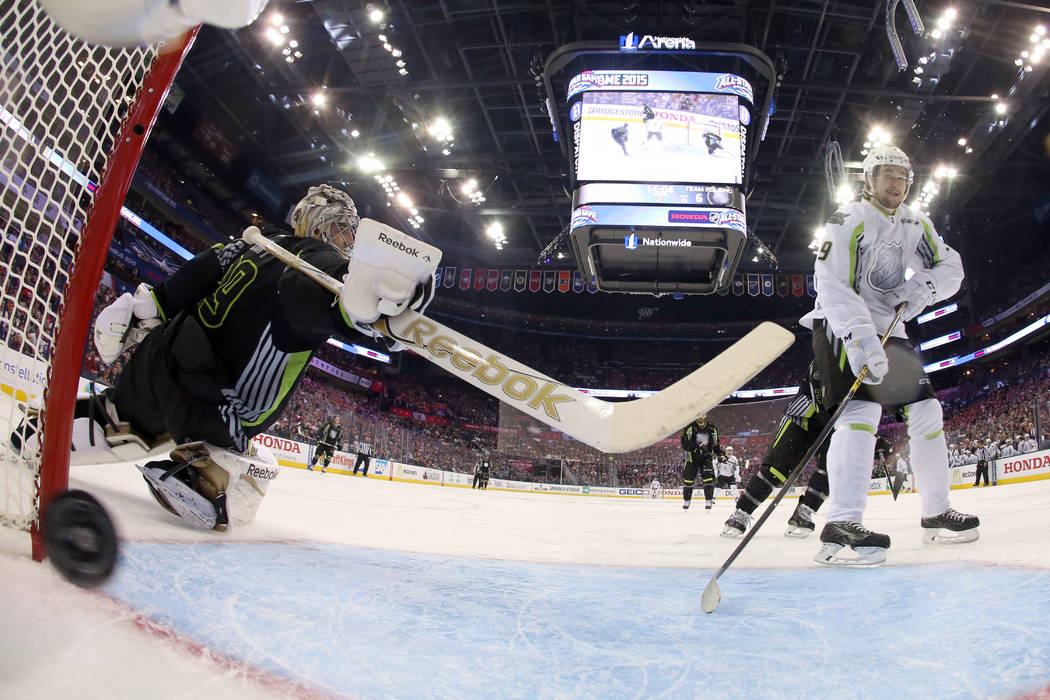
[137,460,221,531]
[168,441,279,527]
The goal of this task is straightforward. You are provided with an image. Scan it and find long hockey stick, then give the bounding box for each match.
[242,226,795,454]
[700,304,908,613]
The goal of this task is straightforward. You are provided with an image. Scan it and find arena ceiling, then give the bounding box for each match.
[159,0,1050,321]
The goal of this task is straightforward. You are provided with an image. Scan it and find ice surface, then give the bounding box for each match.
[2,458,1048,699]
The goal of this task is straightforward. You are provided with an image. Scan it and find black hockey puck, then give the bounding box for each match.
[42,489,118,588]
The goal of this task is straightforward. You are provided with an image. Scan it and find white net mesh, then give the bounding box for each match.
[0,0,160,530]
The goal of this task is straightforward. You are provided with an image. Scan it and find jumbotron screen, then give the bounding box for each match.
[576,91,742,185]
[567,70,754,188]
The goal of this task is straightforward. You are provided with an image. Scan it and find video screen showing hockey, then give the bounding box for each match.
[575,91,742,185]
[6,2,1050,700]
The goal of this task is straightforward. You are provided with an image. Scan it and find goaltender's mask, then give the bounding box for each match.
[291,184,360,257]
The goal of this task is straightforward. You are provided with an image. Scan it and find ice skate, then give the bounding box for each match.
[785,503,816,538]
[682,500,691,510]
[705,499,714,511]
[814,521,890,567]
[137,460,225,531]
[921,508,979,544]
[721,508,751,538]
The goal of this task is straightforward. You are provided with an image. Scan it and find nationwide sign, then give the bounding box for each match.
[619,33,697,51]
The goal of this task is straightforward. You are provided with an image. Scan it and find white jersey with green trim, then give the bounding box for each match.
[800,197,963,340]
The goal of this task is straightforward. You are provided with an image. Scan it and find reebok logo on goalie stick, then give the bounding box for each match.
[246,464,279,481]
[398,317,575,422]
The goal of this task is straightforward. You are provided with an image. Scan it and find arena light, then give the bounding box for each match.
[265,27,284,46]
[867,125,890,144]
[310,91,326,108]
[395,192,413,208]
[368,8,384,23]
[835,183,854,204]
[427,117,454,142]
[357,154,384,172]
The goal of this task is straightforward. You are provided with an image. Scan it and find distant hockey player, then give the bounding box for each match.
[642,104,663,145]
[702,130,723,155]
[715,446,739,489]
[353,436,372,477]
[308,415,343,473]
[801,144,978,566]
[473,453,492,489]
[70,184,436,531]
[722,362,831,539]
[610,123,630,155]
[650,478,662,498]
[681,414,723,511]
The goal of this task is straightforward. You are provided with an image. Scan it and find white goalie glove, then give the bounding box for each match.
[339,219,441,347]
[93,283,162,364]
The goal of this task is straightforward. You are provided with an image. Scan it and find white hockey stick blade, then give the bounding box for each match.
[700,578,721,614]
[242,226,795,453]
[383,313,793,453]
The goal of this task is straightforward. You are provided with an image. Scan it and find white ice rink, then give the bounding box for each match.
[2,460,1049,699]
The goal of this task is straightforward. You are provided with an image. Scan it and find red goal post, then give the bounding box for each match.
[0,0,197,561]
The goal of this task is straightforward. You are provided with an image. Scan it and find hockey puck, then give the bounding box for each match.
[42,489,118,588]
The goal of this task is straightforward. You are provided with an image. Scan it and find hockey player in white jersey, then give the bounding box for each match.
[801,144,979,566]
[715,446,739,489]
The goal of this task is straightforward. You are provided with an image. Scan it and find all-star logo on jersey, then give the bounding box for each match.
[868,240,905,292]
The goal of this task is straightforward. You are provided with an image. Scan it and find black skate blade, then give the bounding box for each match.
[43,490,118,588]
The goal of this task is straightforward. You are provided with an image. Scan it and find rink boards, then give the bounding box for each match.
[252,431,1050,499]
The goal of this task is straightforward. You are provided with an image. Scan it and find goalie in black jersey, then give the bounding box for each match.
[49,184,437,532]
[681,415,723,511]
[702,130,723,155]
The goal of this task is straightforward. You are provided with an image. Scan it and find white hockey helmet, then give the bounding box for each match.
[725,445,734,452]
[862,145,913,198]
[291,184,360,256]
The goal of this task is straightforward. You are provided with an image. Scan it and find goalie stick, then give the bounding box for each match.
[242,226,794,454]
[700,304,908,614]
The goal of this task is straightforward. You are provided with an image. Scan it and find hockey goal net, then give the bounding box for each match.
[0,0,195,560]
